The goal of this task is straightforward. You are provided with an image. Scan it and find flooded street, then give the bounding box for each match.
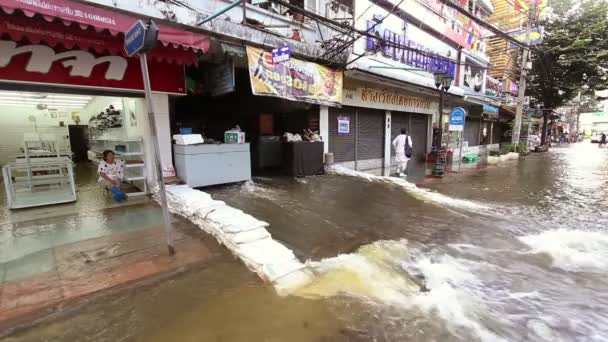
[4,142,608,342]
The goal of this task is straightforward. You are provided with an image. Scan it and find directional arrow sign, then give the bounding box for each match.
[124,20,147,57]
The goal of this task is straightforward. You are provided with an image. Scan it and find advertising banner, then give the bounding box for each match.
[246,45,343,106]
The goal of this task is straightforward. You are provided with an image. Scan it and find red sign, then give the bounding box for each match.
[0,11,198,65]
[0,39,186,94]
[0,0,210,52]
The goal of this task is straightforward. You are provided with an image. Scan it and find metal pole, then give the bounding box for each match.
[139,53,175,255]
[432,89,444,176]
[354,109,358,171]
[458,113,466,172]
[512,4,534,146]
[242,0,247,24]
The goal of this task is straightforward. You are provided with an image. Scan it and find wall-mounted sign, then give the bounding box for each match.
[449,107,466,131]
[338,116,350,134]
[271,46,291,63]
[207,60,235,96]
[486,76,502,97]
[342,84,438,115]
[364,16,457,79]
[508,27,543,48]
[463,58,484,94]
[0,40,186,94]
[246,46,343,106]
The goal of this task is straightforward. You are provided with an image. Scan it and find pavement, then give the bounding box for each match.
[0,216,225,331]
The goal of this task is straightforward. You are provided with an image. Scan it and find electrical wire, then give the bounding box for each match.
[322,0,407,61]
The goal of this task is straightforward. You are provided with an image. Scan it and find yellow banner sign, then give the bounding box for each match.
[246,46,343,106]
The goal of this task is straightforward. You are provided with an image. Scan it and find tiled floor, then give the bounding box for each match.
[0,218,223,329]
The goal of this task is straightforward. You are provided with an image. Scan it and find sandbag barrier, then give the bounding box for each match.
[157,185,312,295]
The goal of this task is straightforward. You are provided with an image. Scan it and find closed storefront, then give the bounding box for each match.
[391,113,429,166]
[328,106,384,172]
[464,117,482,146]
[329,79,437,175]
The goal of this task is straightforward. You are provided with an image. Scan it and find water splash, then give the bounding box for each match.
[327,165,490,213]
[519,229,608,273]
[292,240,507,342]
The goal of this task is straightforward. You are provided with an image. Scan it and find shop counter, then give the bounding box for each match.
[174,143,251,187]
[282,141,324,177]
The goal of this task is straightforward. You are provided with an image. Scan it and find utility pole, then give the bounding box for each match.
[512,3,535,146]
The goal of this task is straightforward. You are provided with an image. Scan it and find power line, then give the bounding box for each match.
[437,0,538,50]
[322,0,407,61]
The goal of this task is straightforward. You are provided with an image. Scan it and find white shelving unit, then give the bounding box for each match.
[88,138,148,197]
[3,158,76,209]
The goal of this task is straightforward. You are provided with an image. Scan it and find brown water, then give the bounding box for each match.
[3,142,608,341]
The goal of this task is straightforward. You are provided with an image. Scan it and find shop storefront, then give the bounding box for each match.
[0,0,209,210]
[329,79,437,175]
[171,44,343,185]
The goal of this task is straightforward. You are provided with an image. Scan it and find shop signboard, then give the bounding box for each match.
[246,46,343,106]
[357,0,471,48]
[449,107,466,131]
[462,57,485,95]
[342,84,438,115]
[486,76,502,97]
[271,46,291,63]
[0,39,186,94]
[508,27,543,48]
[207,60,235,96]
[360,14,457,79]
[338,116,350,134]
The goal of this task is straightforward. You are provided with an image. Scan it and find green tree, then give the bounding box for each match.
[527,0,608,142]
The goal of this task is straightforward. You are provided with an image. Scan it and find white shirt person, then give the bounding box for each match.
[392,128,413,177]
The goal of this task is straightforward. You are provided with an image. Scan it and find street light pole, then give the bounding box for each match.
[432,72,453,177]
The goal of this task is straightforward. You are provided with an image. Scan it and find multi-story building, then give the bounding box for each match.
[0,0,501,182]
[487,0,526,111]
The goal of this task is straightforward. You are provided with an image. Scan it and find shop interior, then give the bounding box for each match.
[0,90,149,219]
[171,66,324,185]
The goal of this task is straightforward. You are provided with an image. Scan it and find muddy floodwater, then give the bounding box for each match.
[4,142,608,342]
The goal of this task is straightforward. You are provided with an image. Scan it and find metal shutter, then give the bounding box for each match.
[464,117,481,146]
[329,106,355,162]
[391,112,428,162]
[410,113,428,161]
[391,112,411,142]
[355,108,384,161]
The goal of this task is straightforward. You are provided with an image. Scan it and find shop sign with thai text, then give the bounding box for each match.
[246,46,343,106]
[0,39,186,94]
[342,85,438,115]
[364,15,457,78]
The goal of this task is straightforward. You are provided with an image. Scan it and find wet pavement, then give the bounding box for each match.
[3,141,608,341]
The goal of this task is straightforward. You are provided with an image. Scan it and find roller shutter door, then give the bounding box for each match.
[391,112,411,141]
[329,106,355,162]
[464,118,481,146]
[356,108,384,161]
[410,113,428,162]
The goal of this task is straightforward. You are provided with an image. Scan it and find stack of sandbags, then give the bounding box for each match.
[161,185,312,294]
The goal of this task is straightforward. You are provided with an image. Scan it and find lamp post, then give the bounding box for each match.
[432,72,453,177]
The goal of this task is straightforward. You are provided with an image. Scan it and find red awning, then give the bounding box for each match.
[0,0,210,52]
[0,11,198,65]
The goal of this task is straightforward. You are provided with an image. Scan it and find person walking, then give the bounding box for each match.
[392,128,413,177]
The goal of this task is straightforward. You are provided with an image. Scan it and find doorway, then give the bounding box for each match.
[68,125,89,162]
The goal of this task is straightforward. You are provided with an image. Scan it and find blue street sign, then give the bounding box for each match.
[449,107,466,131]
[125,20,147,57]
[272,46,292,63]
